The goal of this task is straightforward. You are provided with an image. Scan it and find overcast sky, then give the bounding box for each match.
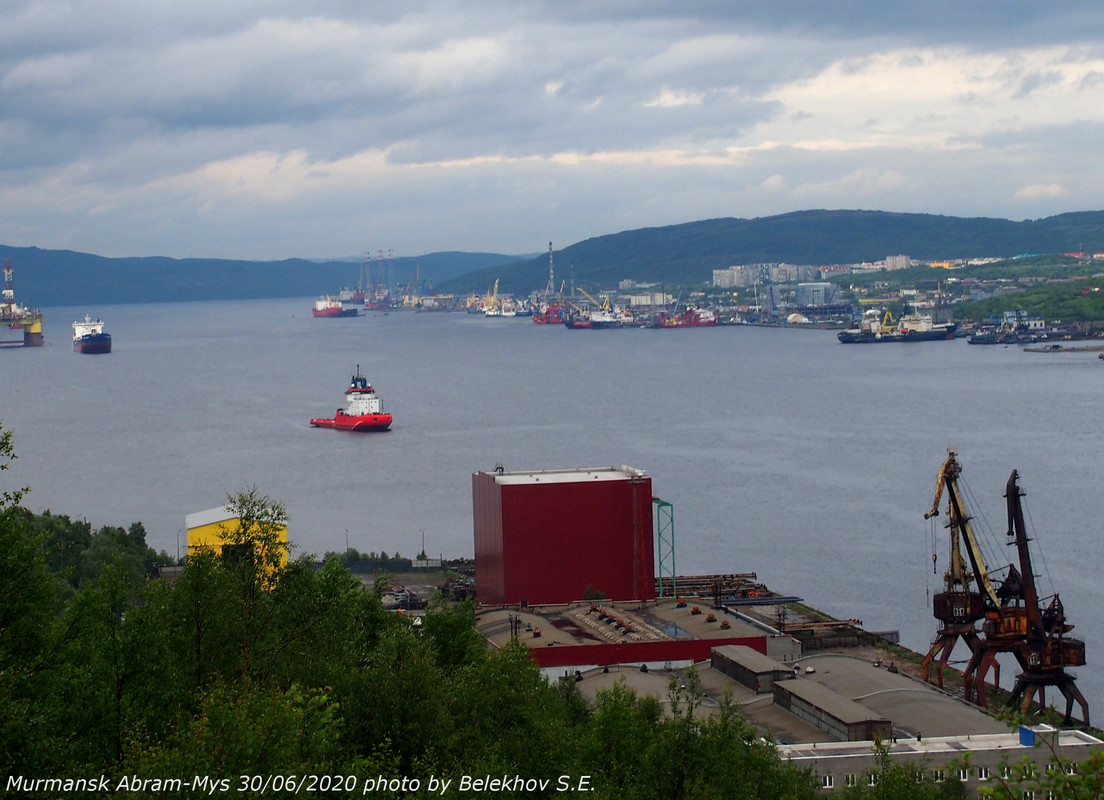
[2,2,1103,260]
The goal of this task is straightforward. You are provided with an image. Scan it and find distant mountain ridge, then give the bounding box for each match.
[4,210,1103,305]
[445,209,1104,295]
[0,248,520,306]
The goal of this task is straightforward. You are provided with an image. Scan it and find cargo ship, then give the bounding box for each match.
[310,366,392,432]
[838,307,955,343]
[564,307,621,329]
[72,315,112,354]
[313,295,358,317]
[1,258,43,347]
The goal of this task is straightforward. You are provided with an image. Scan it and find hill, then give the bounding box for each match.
[4,209,1103,305]
[0,247,521,306]
[443,210,1104,295]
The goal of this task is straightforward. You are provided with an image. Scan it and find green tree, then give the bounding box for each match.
[128,680,343,794]
[578,678,663,799]
[0,425,61,774]
[834,738,966,799]
[218,486,290,679]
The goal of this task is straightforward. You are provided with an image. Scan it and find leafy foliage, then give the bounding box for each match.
[955,275,1104,323]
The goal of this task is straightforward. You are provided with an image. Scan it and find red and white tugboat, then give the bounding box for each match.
[310,366,393,432]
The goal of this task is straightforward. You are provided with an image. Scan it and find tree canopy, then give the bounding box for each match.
[0,421,1097,798]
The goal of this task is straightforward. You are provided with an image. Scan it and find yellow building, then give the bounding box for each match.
[185,505,289,569]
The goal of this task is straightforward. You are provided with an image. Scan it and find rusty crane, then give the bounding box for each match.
[923,450,1088,725]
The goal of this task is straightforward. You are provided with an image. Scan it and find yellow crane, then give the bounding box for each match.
[402,266,422,307]
[578,287,610,311]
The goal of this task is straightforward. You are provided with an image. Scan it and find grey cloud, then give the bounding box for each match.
[3,1,1104,259]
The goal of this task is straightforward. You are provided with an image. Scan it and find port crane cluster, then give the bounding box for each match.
[922,450,1088,724]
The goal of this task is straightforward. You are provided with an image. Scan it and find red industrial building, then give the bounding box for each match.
[472,465,656,605]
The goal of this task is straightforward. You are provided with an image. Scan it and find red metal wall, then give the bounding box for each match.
[473,470,656,605]
[472,472,506,604]
[528,635,766,669]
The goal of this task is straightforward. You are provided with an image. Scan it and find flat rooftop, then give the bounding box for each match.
[778,727,1103,762]
[481,465,647,486]
[558,652,1011,745]
[476,598,764,651]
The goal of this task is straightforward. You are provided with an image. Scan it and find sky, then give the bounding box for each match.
[2,2,1104,261]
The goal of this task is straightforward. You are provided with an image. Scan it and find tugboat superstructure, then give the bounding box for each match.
[309,366,392,432]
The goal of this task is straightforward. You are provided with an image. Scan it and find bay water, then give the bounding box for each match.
[2,297,1102,715]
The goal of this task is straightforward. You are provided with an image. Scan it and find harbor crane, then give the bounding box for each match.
[923,450,1088,724]
[578,287,610,311]
[921,450,990,689]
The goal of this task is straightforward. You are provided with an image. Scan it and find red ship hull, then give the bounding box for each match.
[310,411,392,432]
[313,307,358,318]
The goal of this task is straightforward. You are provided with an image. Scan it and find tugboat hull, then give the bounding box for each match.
[310,365,393,432]
[310,412,392,432]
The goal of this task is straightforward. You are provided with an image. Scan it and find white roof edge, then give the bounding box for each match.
[185,505,236,530]
[485,465,648,485]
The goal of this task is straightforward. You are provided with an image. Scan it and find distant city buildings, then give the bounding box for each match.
[712,263,820,288]
[621,291,674,307]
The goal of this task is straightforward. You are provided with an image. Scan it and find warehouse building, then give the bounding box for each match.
[184,505,288,570]
[472,465,655,605]
[711,644,795,694]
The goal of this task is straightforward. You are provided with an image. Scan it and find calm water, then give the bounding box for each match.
[3,298,1103,714]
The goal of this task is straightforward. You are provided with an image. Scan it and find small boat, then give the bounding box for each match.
[313,295,358,317]
[310,366,392,432]
[72,314,112,354]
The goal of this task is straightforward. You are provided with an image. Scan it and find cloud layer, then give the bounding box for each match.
[2,2,1103,259]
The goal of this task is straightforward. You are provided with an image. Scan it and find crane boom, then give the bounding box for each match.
[578,287,609,311]
[926,450,1000,608]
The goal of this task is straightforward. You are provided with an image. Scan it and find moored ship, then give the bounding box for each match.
[564,307,621,329]
[310,366,393,432]
[72,315,112,354]
[838,307,955,343]
[313,295,358,317]
[338,287,365,304]
[652,308,717,328]
[1,258,44,347]
[532,302,565,324]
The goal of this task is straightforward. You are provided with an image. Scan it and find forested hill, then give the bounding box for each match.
[446,209,1104,295]
[0,247,522,306]
[5,209,1104,305]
